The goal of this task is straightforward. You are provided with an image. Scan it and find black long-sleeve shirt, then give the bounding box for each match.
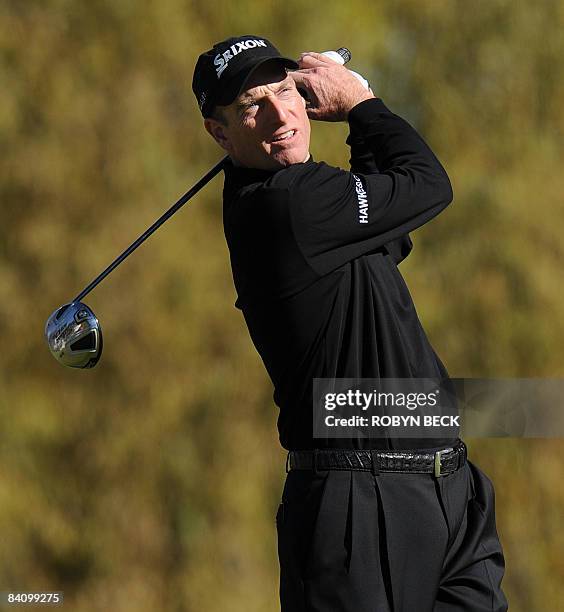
[222,98,456,451]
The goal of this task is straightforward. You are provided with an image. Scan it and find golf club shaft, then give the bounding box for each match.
[73,156,228,303]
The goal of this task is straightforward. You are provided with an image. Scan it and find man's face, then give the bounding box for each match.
[205,62,311,170]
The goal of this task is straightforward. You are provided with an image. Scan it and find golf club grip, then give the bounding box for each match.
[297,47,351,103]
[323,48,351,65]
[73,156,229,303]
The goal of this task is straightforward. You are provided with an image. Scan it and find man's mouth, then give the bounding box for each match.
[270,130,296,144]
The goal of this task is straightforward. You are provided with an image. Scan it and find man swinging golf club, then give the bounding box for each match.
[193,35,508,611]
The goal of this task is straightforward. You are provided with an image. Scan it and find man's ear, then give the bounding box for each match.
[204,118,231,152]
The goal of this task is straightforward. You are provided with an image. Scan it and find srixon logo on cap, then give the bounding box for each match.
[214,39,268,78]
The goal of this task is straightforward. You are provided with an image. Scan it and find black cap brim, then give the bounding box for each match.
[211,56,299,112]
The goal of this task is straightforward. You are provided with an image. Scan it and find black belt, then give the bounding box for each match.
[286,440,467,477]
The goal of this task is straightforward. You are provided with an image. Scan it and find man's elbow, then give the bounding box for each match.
[413,163,454,211]
[440,173,454,207]
[432,167,453,209]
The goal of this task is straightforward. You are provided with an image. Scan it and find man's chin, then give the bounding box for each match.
[271,150,310,168]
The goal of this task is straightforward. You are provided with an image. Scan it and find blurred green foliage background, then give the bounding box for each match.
[1,0,563,610]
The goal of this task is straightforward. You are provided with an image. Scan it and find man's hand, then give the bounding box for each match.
[290,52,375,122]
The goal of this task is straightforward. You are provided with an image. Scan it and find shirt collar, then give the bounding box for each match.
[223,154,315,195]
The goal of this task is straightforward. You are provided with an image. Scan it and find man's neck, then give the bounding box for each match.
[229,152,311,170]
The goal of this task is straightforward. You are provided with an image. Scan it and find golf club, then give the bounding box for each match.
[46,47,355,368]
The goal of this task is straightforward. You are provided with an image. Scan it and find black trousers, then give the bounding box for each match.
[276,459,508,611]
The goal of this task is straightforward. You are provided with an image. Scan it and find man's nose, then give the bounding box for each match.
[264,96,288,123]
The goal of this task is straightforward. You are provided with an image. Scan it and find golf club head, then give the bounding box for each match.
[45,302,103,368]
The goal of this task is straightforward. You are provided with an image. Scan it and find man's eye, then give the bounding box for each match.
[240,104,258,119]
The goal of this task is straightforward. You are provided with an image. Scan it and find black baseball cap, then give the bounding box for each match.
[192,35,299,118]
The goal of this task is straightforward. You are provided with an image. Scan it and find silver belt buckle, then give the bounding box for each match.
[434,448,453,477]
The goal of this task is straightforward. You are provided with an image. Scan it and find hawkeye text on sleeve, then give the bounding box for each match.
[352,174,368,224]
